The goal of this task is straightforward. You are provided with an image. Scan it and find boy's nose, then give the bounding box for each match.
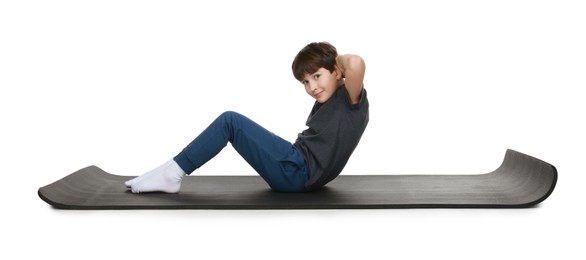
[309,82,318,91]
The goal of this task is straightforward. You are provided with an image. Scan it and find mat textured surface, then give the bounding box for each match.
[38,149,557,209]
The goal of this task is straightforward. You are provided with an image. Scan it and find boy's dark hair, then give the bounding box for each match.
[292,42,338,82]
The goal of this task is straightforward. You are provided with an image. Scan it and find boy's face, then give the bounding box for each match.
[300,66,343,103]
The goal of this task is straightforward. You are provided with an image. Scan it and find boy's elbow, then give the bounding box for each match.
[347,55,365,72]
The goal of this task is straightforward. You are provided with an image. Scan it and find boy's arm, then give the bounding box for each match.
[336,54,366,104]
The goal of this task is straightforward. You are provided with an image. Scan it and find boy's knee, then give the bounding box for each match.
[218,111,251,129]
[220,111,239,117]
[219,111,240,122]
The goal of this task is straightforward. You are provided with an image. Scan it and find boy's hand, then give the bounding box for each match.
[336,54,365,104]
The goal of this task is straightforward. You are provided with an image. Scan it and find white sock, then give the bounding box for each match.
[124,160,172,188]
[126,159,186,193]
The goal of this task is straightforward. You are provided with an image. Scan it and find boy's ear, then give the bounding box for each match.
[334,64,344,80]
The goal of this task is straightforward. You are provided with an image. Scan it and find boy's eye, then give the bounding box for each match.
[301,80,308,85]
[314,74,320,79]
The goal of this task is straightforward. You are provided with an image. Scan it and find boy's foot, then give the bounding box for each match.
[126,159,186,193]
[124,159,175,188]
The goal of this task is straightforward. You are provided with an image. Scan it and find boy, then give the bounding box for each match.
[125,42,368,193]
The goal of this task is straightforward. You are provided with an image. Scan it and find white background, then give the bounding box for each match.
[1,0,585,259]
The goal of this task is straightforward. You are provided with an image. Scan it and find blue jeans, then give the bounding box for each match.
[173,111,309,192]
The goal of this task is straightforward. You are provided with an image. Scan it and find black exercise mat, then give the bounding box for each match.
[38,149,557,209]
